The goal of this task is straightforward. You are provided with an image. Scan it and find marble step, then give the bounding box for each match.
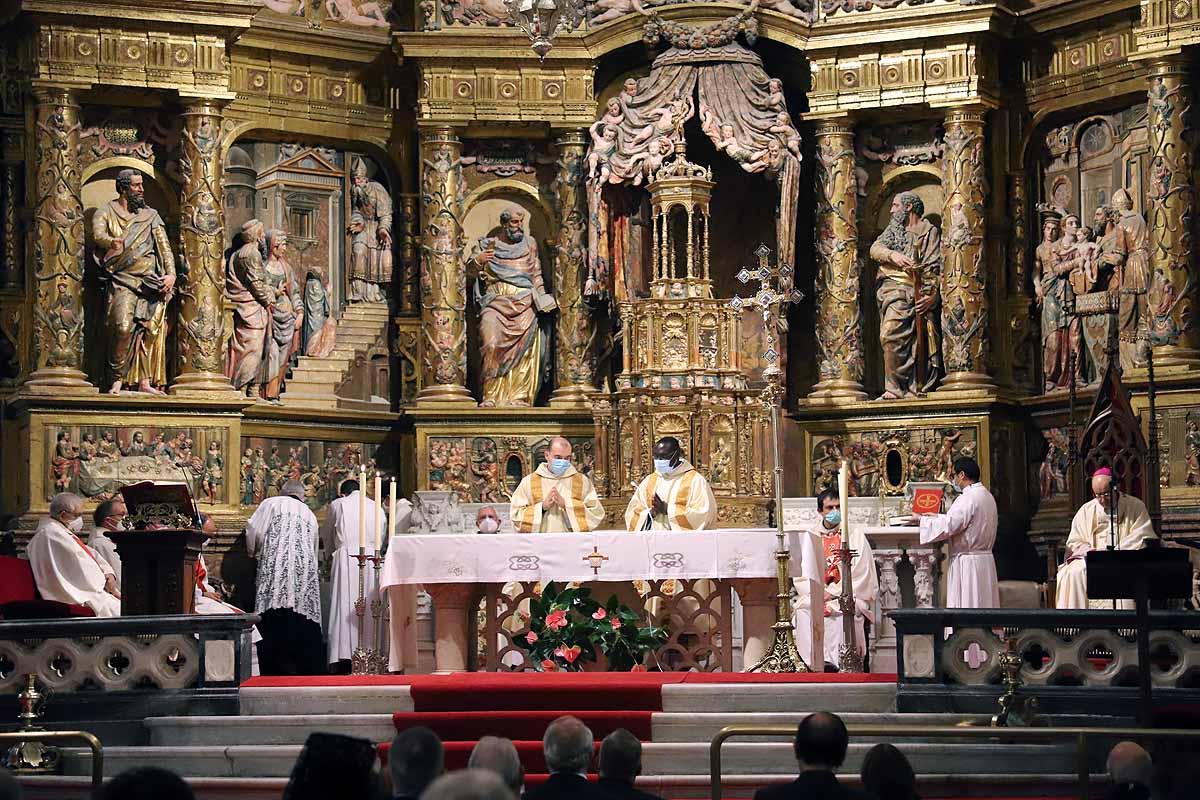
[650,712,985,742]
[661,683,896,713]
[240,684,414,716]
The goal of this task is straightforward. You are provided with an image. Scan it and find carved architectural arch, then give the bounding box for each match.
[1079,362,1147,504]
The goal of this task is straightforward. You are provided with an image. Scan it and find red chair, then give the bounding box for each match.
[0,554,96,620]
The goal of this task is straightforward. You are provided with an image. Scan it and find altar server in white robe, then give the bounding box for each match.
[624,437,718,532]
[1056,467,1156,610]
[247,481,324,675]
[916,456,999,608]
[28,493,121,617]
[195,514,261,676]
[87,498,126,584]
[320,477,388,670]
[794,488,877,670]
[510,437,605,533]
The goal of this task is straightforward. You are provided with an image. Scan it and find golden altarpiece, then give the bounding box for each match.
[0,0,1198,607]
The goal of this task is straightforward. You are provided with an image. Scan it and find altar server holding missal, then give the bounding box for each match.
[28,492,121,617]
[625,437,718,531]
[510,437,605,533]
[916,456,999,608]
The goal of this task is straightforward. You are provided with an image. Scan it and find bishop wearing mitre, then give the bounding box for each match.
[510,437,605,533]
[1056,467,1156,609]
[625,437,718,531]
[28,493,121,617]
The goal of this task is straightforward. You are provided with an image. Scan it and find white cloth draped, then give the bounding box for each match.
[919,482,999,608]
[27,517,120,617]
[319,491,387,665]
[87,527,122,584]
[246,495,321,625]
[1056,495,1157,610]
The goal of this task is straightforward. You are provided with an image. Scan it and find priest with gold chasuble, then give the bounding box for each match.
[510,437,605,533]
[1056,467,1157,610]
[624,437,718,532]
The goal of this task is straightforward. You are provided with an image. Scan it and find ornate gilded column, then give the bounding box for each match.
[23,87,94,393]
[172,97,236,394]
[416,126,473,404]
[938,107,995,392]
[809,118,865,401]
[399,193,419,313]
[550,130,596,408]
[1,157,19,289]
[1146,57,1200,369]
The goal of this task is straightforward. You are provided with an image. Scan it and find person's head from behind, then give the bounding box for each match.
[285,732,384,800]
[282,480,306,503]
[860,743,916,800]
[599,728,642,784]
[1107,741,1152,787]
[341,478,360,497]
[543,715,594,775]
[421,769,515,800]
[391,726,444,797]
[0,767,23,800]
[793,712,849,771]
[468,736,523,794]
[100,766,194,800]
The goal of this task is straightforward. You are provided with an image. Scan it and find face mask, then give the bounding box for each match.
[67,516,83,534]
[823,510,842,527]
[478,517,499,534]
[654,458,674,475]
[549,457,570,476]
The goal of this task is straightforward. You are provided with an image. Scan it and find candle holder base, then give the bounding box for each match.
[350,646,382,676]
[747,619,809,674]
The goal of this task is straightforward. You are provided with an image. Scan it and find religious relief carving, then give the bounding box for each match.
[1145,406,1200,491]
[1033,210,1080,392]
[427,435,594,501]
[225,220,272,398]
[239,438,382,509]
[349,158,393,304]
[261,230,304,402]
[257,0,391,27]
[821,0,938,11]
[1036,428,1071,503]
[809,426,978,495]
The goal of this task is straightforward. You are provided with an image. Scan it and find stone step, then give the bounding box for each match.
[240,684,414,716]
[147,713,397,747]
[651,712,986,742]
[661,683,896,713]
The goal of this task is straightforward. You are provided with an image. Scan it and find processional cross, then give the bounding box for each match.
[728,244,808,672]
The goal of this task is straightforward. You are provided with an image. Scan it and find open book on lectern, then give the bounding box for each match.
[119,480,201,530]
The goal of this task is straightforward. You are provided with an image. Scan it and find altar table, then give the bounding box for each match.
[381,528,824,673]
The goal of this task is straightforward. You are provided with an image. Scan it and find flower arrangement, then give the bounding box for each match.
[519,582,667,672]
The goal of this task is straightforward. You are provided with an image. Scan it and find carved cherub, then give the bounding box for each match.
[324,0,390,27]
[587,123,618,187]
[590,0,638,26]
[630,136,673,186]
[599,96,625,128]
[699,103,722,140]
[630,95,690,148]
[770,110,801,158]
[766,78,785,111]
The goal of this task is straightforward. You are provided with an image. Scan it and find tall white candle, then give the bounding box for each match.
[358,465,366,551]
[838,459,849,534]
[389,479,397,540]
[374,474,383,552]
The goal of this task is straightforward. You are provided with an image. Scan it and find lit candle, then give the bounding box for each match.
[389,479,397,540]
[358,465,367,551]
[374,474,383,553]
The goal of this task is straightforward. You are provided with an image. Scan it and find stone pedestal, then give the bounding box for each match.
[863,526,939,673]
[427,583,475,673]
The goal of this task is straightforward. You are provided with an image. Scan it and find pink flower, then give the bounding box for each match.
[545,609,568,630]
[525,631,538,644]
[541,659,557,671]
[610,618,622,630]
[554,645,582,664]
[630,664,647,673]
[592,609,607,620]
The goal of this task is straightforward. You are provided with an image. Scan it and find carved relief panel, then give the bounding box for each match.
[237,437,383,510]
[807,424,979,496]
[424,434,595,502]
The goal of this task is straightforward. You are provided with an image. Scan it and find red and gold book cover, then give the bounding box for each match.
[911,488,943,515]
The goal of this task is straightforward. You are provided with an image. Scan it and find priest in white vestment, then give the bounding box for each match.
[28,493,120,617]
[624,437,718,531]
[917,456,999,608]
[247,481,324,674]
[87,498,127,584]
[320,477,389,669]
[1056,467,1157,610]
[794,489,877,670]
[510,437,605,533]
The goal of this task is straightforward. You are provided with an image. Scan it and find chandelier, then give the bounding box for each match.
[505,0,583,60]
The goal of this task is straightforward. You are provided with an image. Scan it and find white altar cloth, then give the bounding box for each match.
[380,528,821,588]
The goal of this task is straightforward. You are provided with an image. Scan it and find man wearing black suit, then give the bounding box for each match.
[752,712,872,800]
[523,716,611,800]
[597,728,666,800]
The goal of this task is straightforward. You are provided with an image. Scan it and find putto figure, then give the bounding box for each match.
[869,192,943,399]
[348,157,393,304]
[469,205,556,407]
[92,168,176,395]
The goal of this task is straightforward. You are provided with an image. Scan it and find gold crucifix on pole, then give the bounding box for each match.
[728,243,809,673]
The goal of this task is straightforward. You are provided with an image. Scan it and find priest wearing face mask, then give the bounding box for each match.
[915,456,999,608]
[27,492,121,617]
[793,488,877,670]
[625,437,718,531]
[510,437,605,533]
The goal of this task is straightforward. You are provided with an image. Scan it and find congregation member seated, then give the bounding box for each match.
[468,736,524,796]
[389,726,444,800]
[860,743,919,800]
[524,716,611,800]
[424,770,515,800]
[1105,741,1152,800]
[753,712,870,800]
[87,498,127,583]
[99,766,194,800]
[598,728,666,800]
[1056,468,1156,609]
[0,766,21,800]
[27,492,120,617]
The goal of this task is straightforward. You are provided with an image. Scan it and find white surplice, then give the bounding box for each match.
[27,517,120,617]
[793,522,878,667]
[1056,495,1157,610]
[246,495,321,625]
[625,459,718,531]
[919,482,999,608]
[319,491,387,665]
[87,527,122,583]
[510,464,605,533]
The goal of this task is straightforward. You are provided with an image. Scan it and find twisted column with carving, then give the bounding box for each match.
[939,107,994,392]
[1,127,21,289]
[1146,57,1200,369]
[399,193,419,313]
[24,87,94,393]
[416,127,473,404]
[172,97,235,394]
[810,118,865,400]
[550,130,597,407]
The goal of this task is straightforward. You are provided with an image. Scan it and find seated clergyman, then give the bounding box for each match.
[28,492,121,617]
[1056,467,1156,610]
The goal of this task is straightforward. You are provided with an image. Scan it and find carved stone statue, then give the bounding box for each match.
[469,205,555,407]
[1035,214,1075,391]
[1112,188,1150,369]
[261,229,303,402]
[224,219,272,398]
[1080,205,1128,378]
[348,157,393,304]
[303,265,337,358]
[92,168,177,395]
[869,192,942,399]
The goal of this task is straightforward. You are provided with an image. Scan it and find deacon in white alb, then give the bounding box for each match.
[1056,467,1156,610]
[246,480,323,675]
[624,437,718,531]
[87,498,127,584]
[916,456,999,608]
[510,437,605,533]
[28,492,121,617]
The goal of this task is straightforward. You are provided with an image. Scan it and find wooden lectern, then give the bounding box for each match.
[108,481,208,615]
